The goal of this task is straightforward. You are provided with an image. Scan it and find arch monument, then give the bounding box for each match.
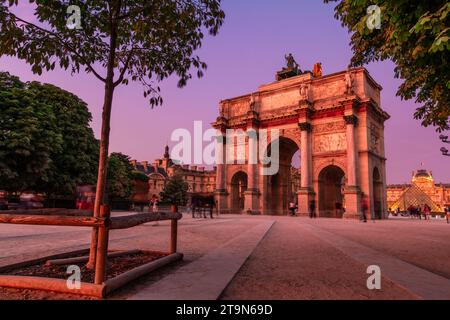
[212,65,390,219]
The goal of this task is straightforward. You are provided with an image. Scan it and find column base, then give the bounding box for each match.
[344,186,361,219]
[297,188,315,216]
[244,189,260,215]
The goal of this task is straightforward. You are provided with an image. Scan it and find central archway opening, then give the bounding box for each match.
[231,171,248,213]
[318,165,345,218]
[264,137,300,215]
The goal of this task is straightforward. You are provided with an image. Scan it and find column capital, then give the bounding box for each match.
[298,122,312,132]
[344,115,358,126]
[246,111,260,129]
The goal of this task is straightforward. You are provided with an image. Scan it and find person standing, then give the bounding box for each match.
[361,194,368,223]
[423,204,431,221]
[152,198,159,226]
[309,199,316,219]
[445,206,450,224]
[289,201,296,216]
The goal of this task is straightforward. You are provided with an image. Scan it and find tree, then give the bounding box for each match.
[160,175,189,206]
[131,170,150,183]
[325,1,449,131]
[29,81,99,198]
[0,72,99,200]
[106,152,134,201]
[0,72,62,193]
[0,0,225,267]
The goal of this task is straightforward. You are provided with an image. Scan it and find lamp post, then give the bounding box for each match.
[439,135,450,157]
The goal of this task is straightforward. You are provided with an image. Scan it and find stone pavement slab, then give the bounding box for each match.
[129,220,275,300]
[299,222,450,300]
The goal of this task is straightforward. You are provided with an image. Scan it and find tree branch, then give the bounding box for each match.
[6,12,106,83]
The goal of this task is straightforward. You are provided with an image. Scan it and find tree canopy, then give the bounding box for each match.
[29,81,99,196]
[106,152,134,201]
[325,1,449,131]
[0,72,61,192]
[0,71,99,195]
[160,174,189,206]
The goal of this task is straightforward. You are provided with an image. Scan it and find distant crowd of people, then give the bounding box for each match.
[407,204,433,220]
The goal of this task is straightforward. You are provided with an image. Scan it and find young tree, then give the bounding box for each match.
[160,175,189,206]
[325,1,449,131]
[0,0,224,267]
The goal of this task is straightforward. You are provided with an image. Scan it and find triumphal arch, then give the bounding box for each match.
[212,59,390,219]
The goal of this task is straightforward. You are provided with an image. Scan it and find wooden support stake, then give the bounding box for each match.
[0,214,104,227]
[0,275,105,298]
[110,212,182,230]
[94,205,110,285]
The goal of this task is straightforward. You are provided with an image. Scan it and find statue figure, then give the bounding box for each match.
[219,103,226,118]
[276,54,302,81]
[299,83,310,101]
[285,53,299,71]
[313,62,322,77]
[344,70,354,95]
[249,94,256,112]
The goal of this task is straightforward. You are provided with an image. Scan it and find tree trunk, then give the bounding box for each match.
[86,83,115,269]
[86,1,120,269]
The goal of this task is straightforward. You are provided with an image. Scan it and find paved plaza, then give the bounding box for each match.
[1,214,449,300]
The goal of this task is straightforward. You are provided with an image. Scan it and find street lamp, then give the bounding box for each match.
[441,147,450,156]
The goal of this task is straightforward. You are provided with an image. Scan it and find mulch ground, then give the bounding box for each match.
[0,251,168,300]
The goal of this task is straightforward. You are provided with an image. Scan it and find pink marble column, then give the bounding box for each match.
[343,114,361,219]
[344,115,358,186]
[297,122,314,216]
[215,130,226,192]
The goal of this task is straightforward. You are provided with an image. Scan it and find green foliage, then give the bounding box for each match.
[106,152,134,200]
[131,170,149,183]
[0,71,60,192]
[29,81,99,195]
[0,71,99,194]
[0,0,225,106]
[159,175,188,206]
[325,0,449,131]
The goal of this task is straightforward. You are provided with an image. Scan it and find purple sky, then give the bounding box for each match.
[0,0,448,184]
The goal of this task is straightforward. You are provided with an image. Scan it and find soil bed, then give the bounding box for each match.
[4,251,168,283]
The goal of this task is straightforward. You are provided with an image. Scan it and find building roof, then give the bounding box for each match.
[413,169,433,181]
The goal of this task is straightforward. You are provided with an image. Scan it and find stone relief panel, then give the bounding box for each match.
[313,121,346,134]
[228,100,249,118]
[313,132,347,153]
[369,122,381,154]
